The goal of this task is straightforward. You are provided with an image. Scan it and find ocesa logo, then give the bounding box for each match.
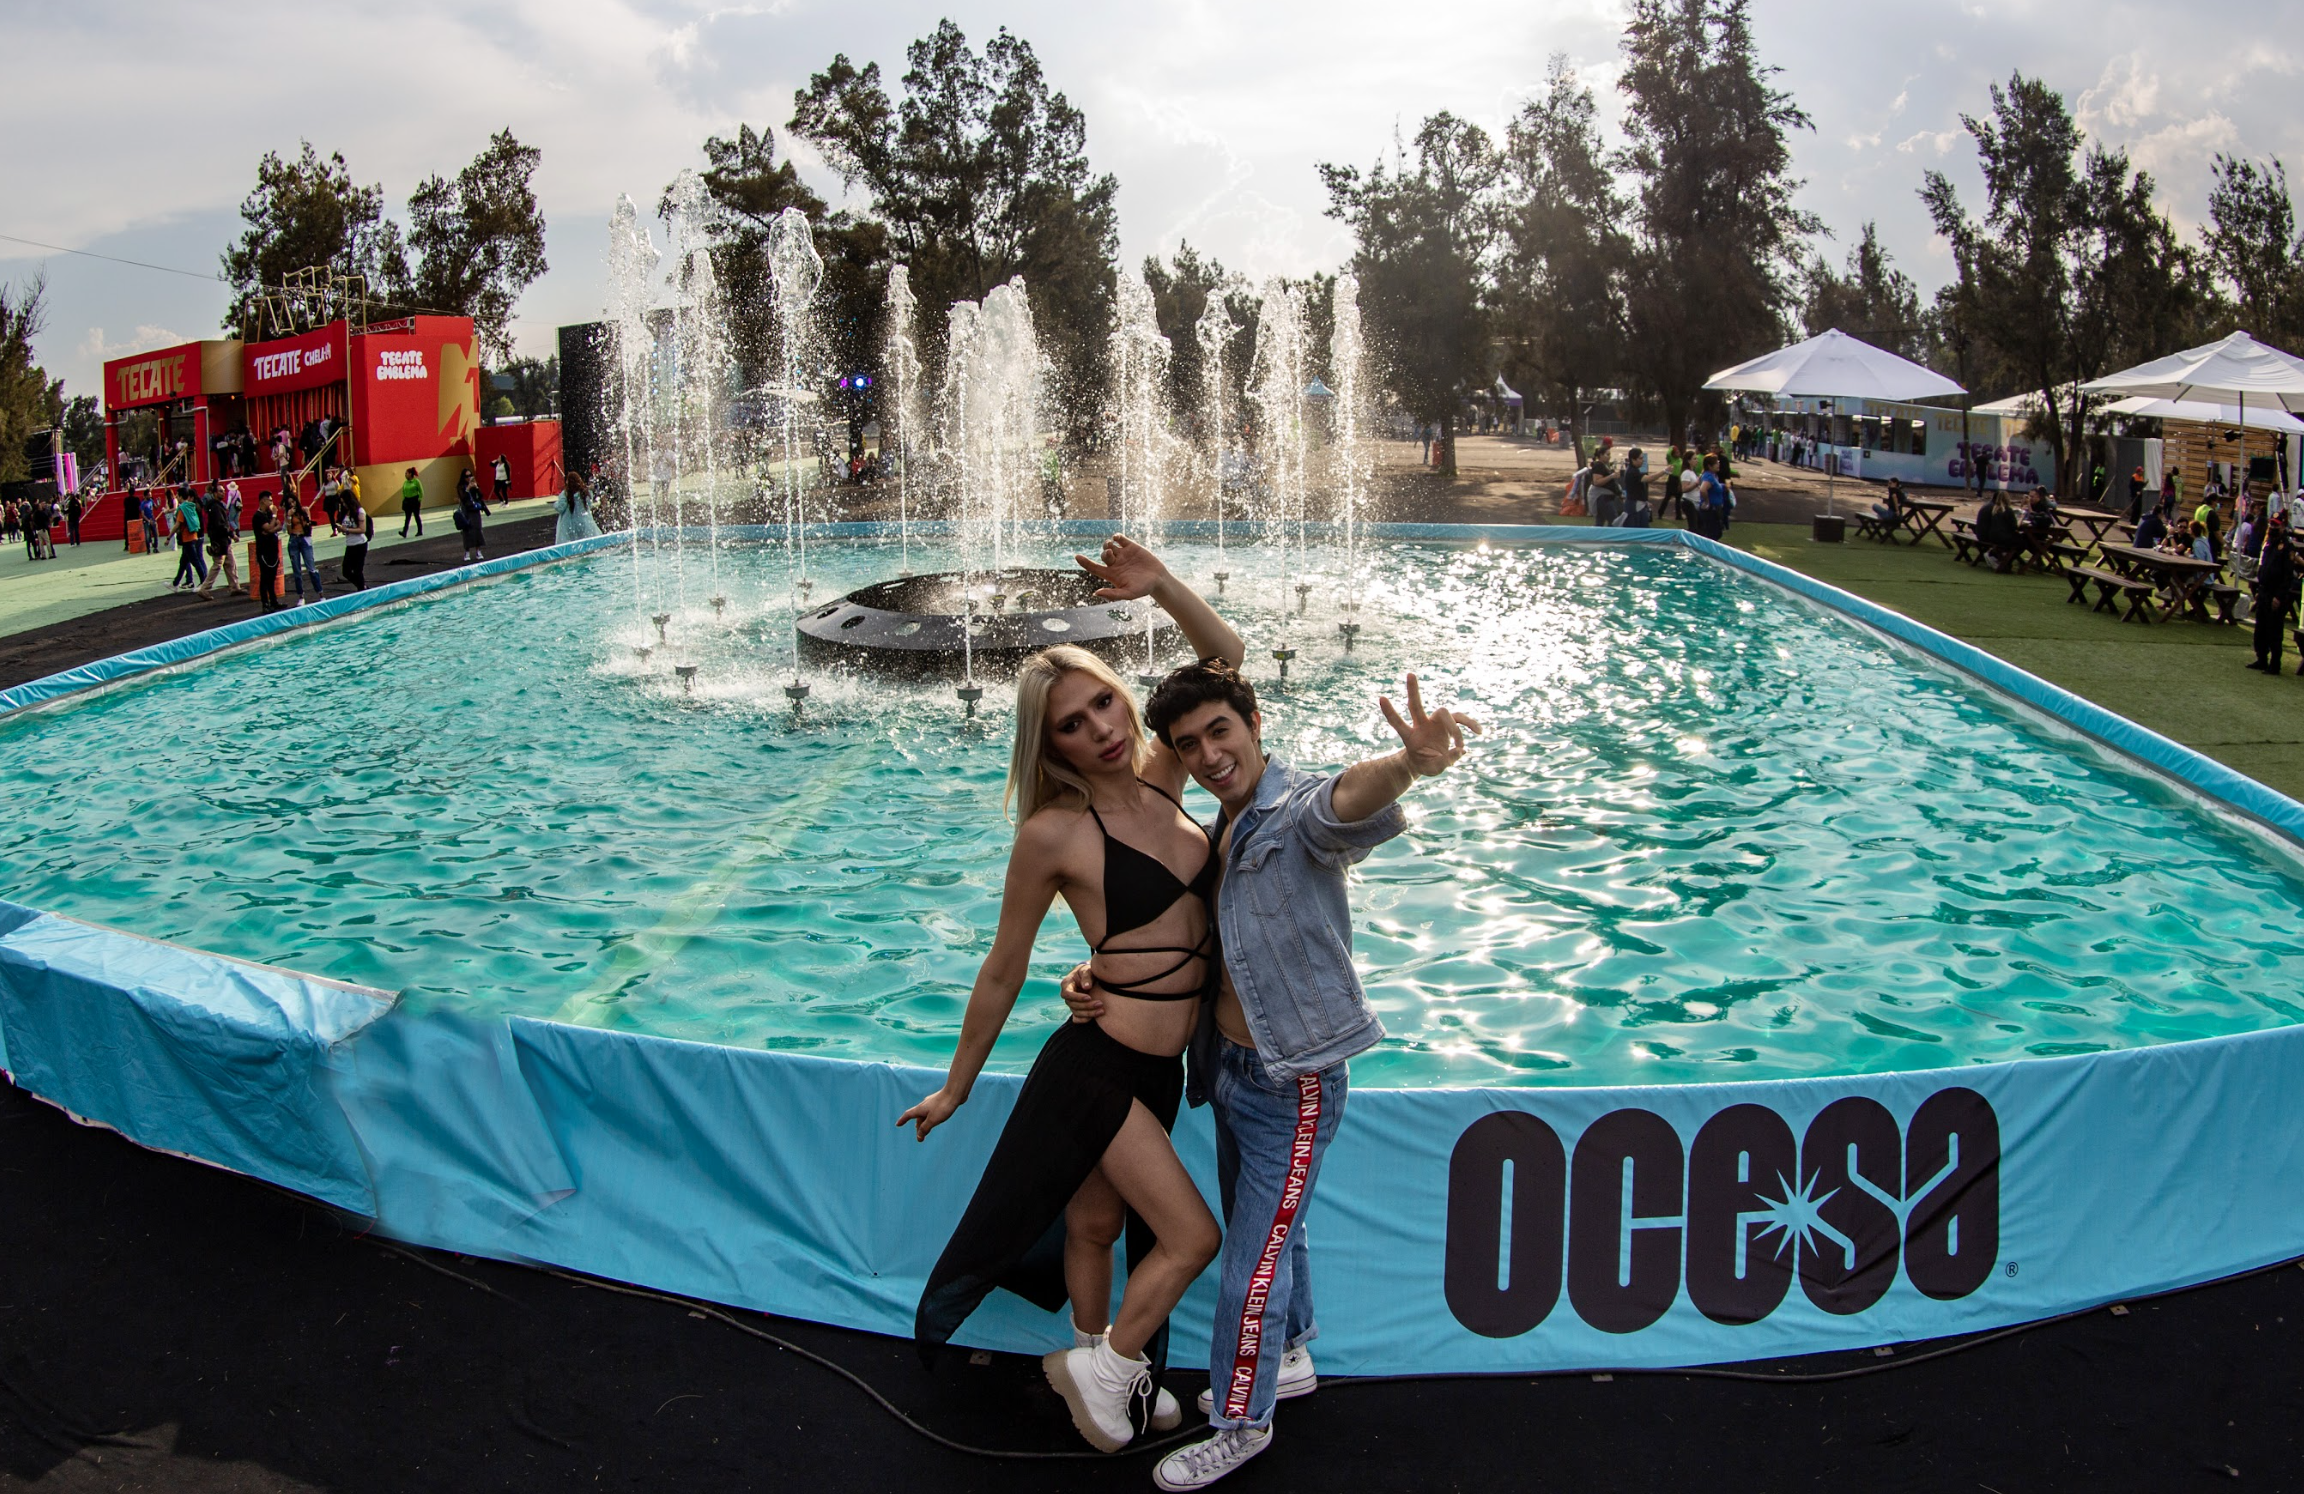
[1444,1089,1999,1337]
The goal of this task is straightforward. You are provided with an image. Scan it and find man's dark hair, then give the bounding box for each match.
[1145,658,1259,746]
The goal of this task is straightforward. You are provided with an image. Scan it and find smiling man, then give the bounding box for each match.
[1065,658,1478,1489]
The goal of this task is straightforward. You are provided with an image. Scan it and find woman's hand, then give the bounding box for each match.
[898,1087,965,1142]
[1074,534,1172,601]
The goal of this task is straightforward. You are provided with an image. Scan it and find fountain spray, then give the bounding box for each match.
[1249,280,1308,680]
[1196,296,1238,593]
[1112,270,1172,684]
[607,197,662,657]
[1331,275,1370,649]
[885,266,923,577]
[766,207,824,707]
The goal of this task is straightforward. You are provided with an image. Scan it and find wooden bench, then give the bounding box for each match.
[2069,565,2158,622]
[2210,583,2242,626]
[1855,512,1893,542]
[1948,519,1979,565]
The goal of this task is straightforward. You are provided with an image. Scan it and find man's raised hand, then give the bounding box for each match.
[1379,673,1482,779]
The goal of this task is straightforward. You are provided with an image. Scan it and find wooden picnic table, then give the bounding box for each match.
[1901,498,1958,549]
[2097,542,2226,621]
[2055,505,2126,548]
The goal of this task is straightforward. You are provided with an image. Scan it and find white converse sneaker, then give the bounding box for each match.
[1043,1339,1149,1452]
[1195,1344,1317,1416]
[1154,1425,1273,1490]
[1073,1328,1181,1430]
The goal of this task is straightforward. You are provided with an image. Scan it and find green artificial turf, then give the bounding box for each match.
[1724,522,2304,803]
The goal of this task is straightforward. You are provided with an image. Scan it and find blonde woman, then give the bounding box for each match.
[904,534,1244,1452]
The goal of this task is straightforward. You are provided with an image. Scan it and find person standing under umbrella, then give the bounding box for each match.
[2248,513,2297,675]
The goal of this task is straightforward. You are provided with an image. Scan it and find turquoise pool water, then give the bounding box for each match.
[6,535,2304,1087]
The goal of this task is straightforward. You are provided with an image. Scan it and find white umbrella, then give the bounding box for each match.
[1704,328,1965,515]
[2103,395,2304,435]
[2084,332,2304,498]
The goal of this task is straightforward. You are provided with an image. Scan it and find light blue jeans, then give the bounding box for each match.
[1204,1039,1346,1430]
[287,534,322,597]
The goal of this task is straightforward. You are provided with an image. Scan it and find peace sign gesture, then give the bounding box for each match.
[1378,673,1482,778]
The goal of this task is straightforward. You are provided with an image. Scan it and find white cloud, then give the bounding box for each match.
[79,324,187,363]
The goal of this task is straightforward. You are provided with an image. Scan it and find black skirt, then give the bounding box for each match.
[915,1019,1183,1366]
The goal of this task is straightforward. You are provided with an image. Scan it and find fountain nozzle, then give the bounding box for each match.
[784,679,811,717]
[633,644,653,661]
[651,612,671,642]
[1271,645,1297,682]
[675,665,698,693]
[797,579,813,602]
[1337,622,1362,651]
[1295,583,1312,616]
[709,595,727,616]
[957,683,985,718]
[1213,571,1230,596]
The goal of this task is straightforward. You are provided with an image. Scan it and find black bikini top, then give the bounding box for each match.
[1087,779,1217,1001]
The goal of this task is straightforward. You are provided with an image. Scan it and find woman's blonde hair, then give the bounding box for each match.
[1005,645,1150,822]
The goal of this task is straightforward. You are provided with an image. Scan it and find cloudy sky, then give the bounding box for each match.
[5,0,2297,398]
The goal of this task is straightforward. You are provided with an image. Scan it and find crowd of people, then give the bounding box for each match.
[1,490,87,558]
[1561,436,1740,538]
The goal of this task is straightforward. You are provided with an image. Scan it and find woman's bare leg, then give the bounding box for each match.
[1064,1169,1125,1337]
[1097,1100,1220,1360]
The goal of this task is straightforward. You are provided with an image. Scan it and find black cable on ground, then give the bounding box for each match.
[540,1266,1200,1462]
[352,1209,2304,1460]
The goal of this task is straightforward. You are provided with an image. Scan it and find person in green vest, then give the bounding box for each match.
[398,468,425,537]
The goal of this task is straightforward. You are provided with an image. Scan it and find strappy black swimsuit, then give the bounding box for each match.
[917,779,1215,1384]
[1087,779,1217,1000]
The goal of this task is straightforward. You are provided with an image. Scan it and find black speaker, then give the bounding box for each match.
[557,321,614,485]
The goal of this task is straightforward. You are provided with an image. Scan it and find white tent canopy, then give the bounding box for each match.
[1705,329,1965,517]
[2081,330,2304,413]
[1703,328,1965,403]
[2105,396,2304,434]
[1970,388,2304,433]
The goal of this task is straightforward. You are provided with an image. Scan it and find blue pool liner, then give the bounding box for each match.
[4,523,2304,1374]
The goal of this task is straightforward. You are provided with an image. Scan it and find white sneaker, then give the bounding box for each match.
[1043,1340,1149,1452]
[1073,1328,1180,1431]
[1155,1425,1273,1490]
[1195,1345,1317,1416]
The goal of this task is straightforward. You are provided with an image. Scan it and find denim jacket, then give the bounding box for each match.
[1189,757,1405,1100]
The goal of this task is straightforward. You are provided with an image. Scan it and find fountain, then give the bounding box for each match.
[1197,296,1239,594]
[765,207,822,703]
[884,266,924,576]
[792,274,1174,685]
[606,196,661,653]
[1249,279,1309,677]
[1330,274,1372,644]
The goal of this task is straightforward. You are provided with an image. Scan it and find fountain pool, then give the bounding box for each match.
[5,533,2303,1088]
[9,523,2304,1377]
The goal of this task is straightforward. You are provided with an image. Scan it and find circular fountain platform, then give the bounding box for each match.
[795,567,1174,679]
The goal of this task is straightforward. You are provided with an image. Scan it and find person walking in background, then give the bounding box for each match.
[1690,453,1730,540]
[63,491,83,547]
[195,482,240,602]
[398,467,424,537]
[284,487,323,605]
[251,493,283,613]
[339,483,372,590]
[171,486,206,590]
[455,468,488,563]
[491,451,512,508]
